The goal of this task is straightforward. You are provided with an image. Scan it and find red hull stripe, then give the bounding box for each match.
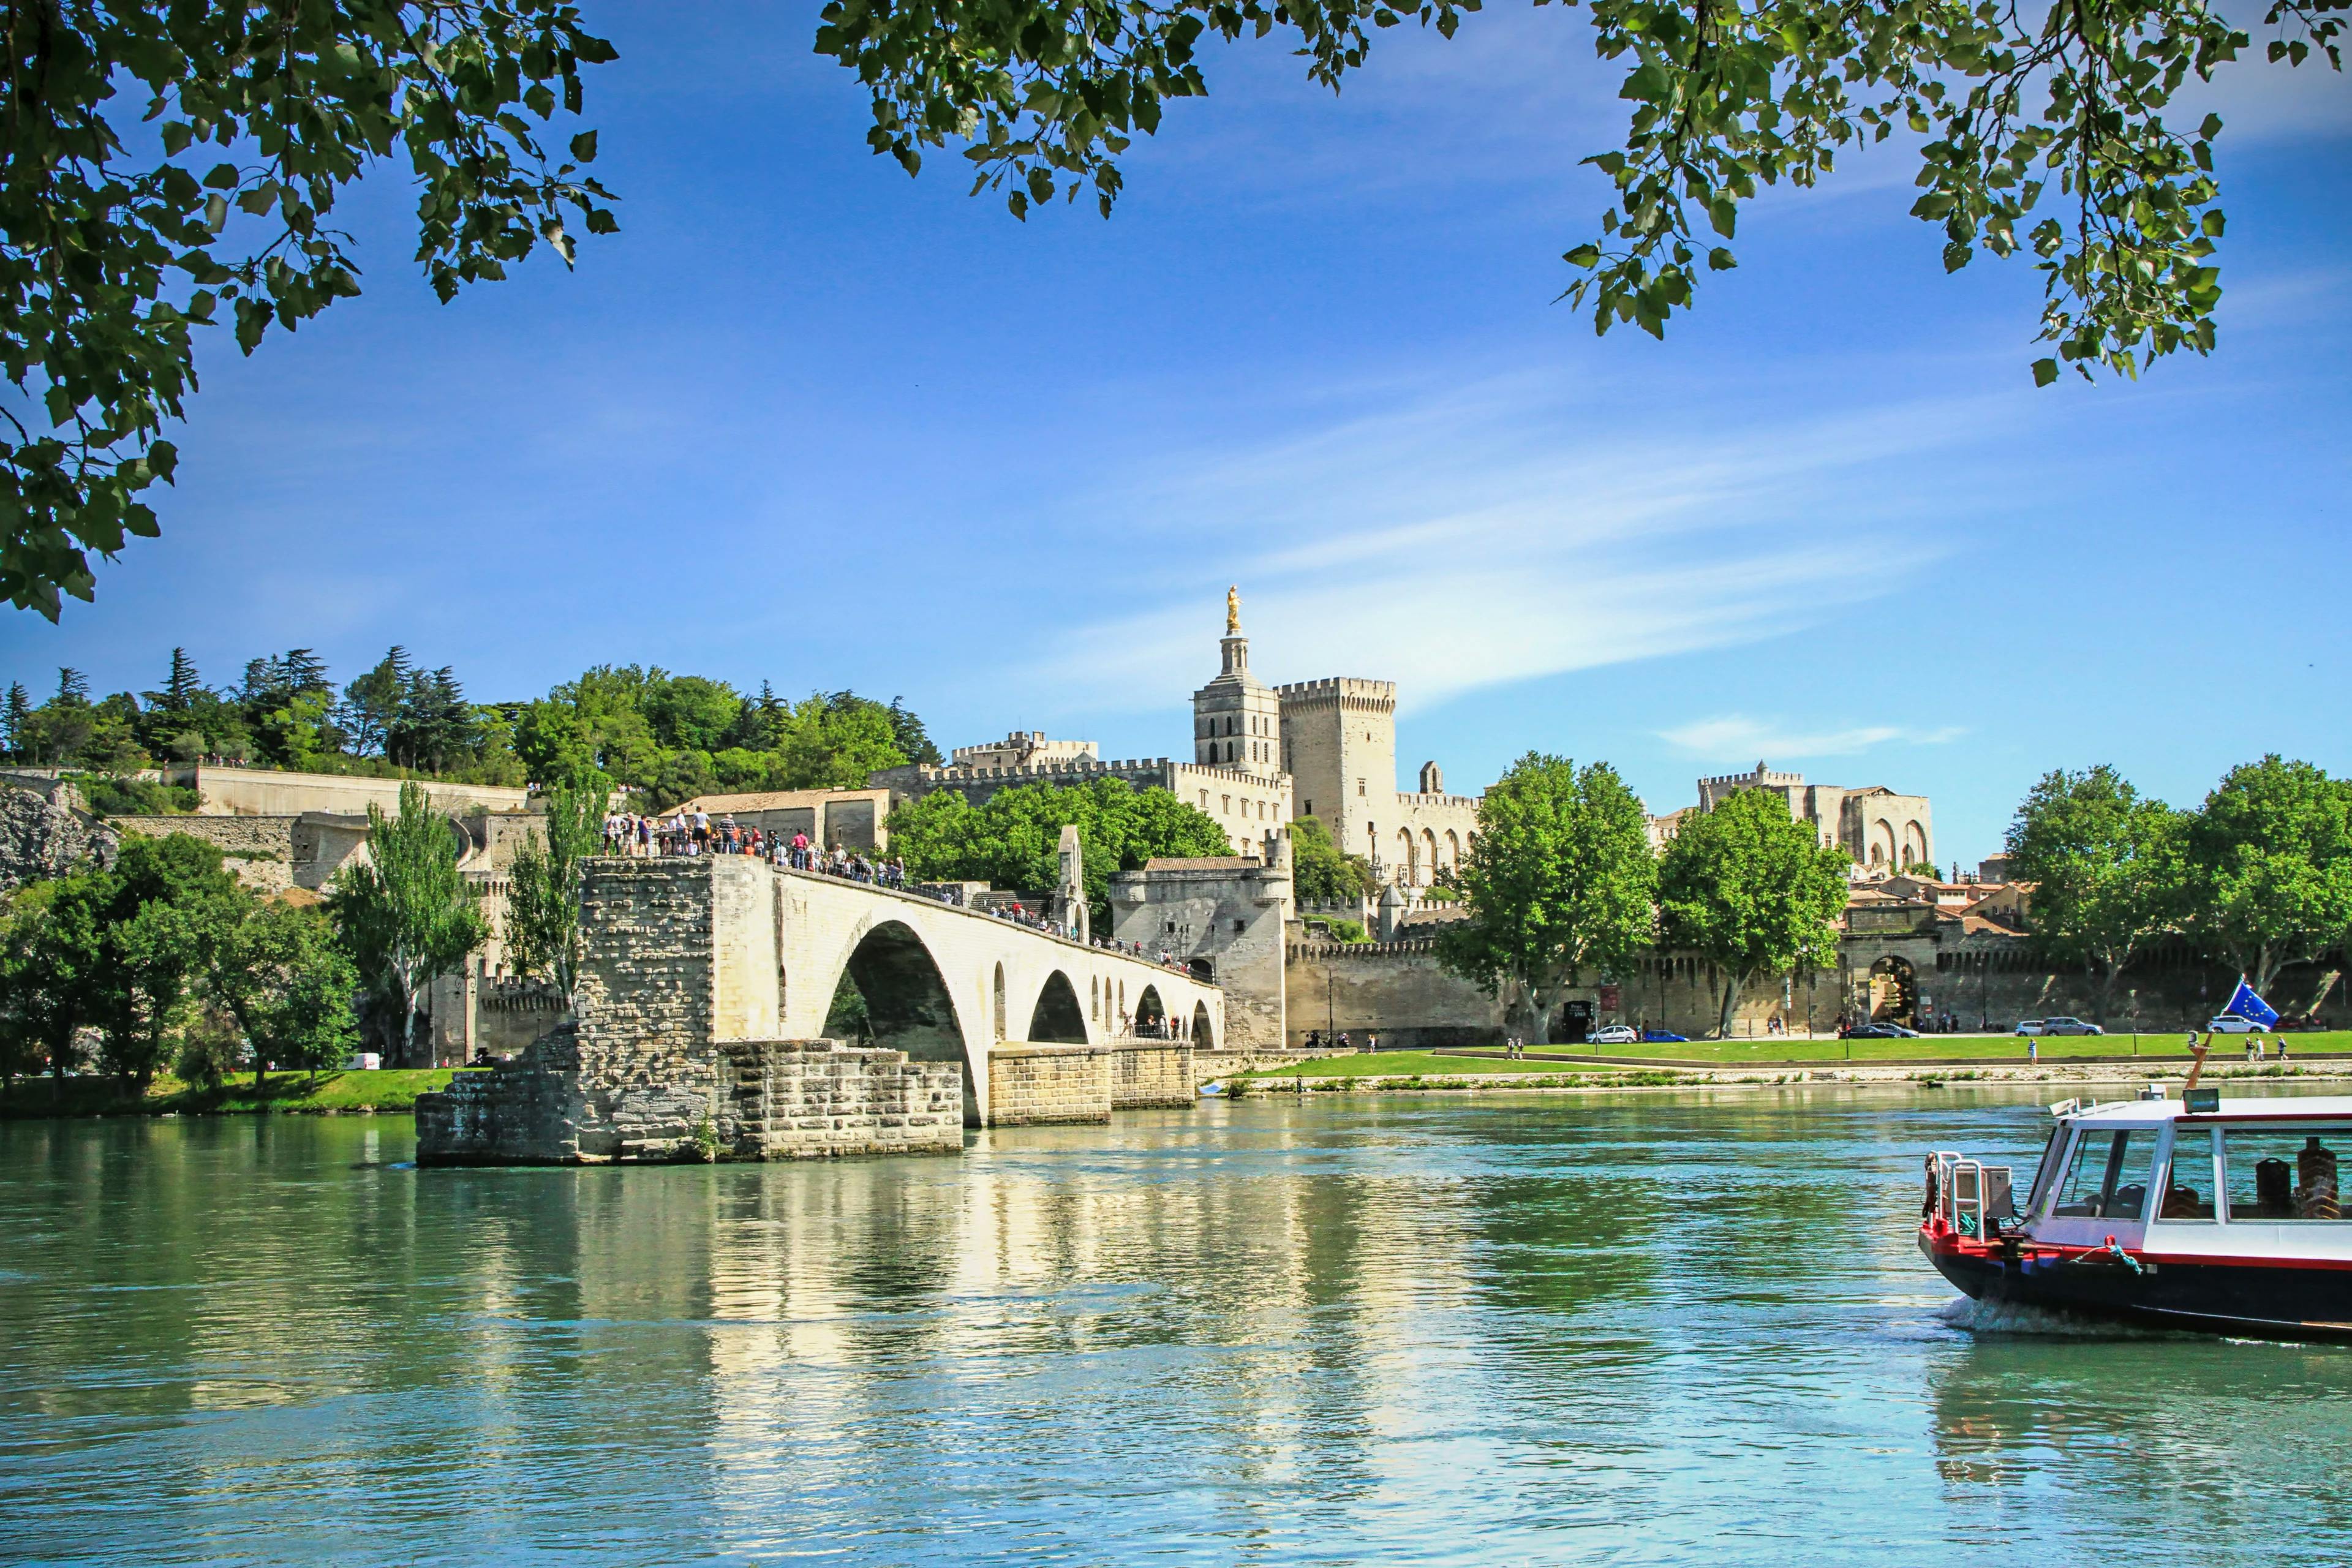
[1920,1227,2352,1272]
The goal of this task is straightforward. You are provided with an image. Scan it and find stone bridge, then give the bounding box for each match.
[418,857,1224,1164]
[695,858,1224,1116]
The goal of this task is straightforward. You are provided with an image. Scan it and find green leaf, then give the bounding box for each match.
[2032,358,2059,386]
[1562,243,1602,268]
[569,130,598,162]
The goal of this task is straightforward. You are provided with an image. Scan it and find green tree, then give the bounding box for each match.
[503,776,606,1003]
[340,647,412,759]
[888,777,1229,924]
[155,647,204,714]
[1436,753,1656,1044]
[2180,756,2352,996]
[775,692,912,790]
[816,0,2337,385]
[326,782,486,1065]
[1656,786,1851,1039]
[1,682,29,761]
[0,875,104,1086]
[888,696,943,766]
[1290,814,1378,905]
[208,902,360,1088]
[92,835,250,1087]
[2003,764,2183,1023]
[1,2,619,619]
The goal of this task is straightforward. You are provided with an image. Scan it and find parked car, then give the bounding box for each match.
[1849,1022,1921,1039]
[2015,1017,2105,1037]
[2277,1014,2331,1033]
[1642,1029,1689,1043]
[1588,1024,1640,1046]
[2204,1014,2271,1035]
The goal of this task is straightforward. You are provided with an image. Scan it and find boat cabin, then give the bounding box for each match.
[2009,1096,2352,1262]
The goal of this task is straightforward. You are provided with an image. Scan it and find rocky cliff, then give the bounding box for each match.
[0,785,118,894]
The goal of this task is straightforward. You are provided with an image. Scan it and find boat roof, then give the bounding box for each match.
[2069,1095,2352,1124]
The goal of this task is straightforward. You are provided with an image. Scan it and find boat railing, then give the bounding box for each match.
[1928,1152,2022,1241]
[1932,1153,2015,1238]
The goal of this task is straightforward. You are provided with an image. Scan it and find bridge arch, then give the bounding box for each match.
[1026,970,1089,1044]
[828,918,976,1121]
[1134,984,1167,1039]
[1191,1001,1215,1049]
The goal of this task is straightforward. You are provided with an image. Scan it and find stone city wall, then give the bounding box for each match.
[987,1044,1111,1125]
[180,764,529,818]
[1285,939,1507,1049]
[1110,1041,1194,1108]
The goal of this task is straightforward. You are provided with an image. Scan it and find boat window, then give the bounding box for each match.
[2158,1127,2218,1221]
[2024,1124,2068,1219]
[2222,1125,2351,1222]
[2049,1128,2157,1221]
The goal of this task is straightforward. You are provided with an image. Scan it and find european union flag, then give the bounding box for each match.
[2223,978,2280,1028]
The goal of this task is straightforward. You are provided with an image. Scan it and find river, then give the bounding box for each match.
[4,1087,2350,1565]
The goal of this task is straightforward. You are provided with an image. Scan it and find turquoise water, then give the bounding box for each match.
[5,1089,2351,1566]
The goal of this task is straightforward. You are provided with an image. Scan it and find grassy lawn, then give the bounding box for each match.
[1240,1051,1634,1079]
[1,1068,460,1118]
[1456,1031,2352,1068]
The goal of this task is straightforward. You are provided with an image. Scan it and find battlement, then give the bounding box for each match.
[1172,760,1292,788]
[1274,677,1396,707]
[1698,765,1806,790]
[1393,790,1482,810]
[910,756,1174,785]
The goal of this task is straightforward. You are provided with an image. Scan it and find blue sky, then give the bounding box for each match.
[5,2,2346,865]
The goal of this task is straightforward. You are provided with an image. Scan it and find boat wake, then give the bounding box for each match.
[1936,1295,2165,1339]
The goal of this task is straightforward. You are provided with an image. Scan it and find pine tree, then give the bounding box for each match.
[160,647,202,712]
[55,668,88,704]
[280,649,331,696]
[1,683,29,760]
[340,647,411,759]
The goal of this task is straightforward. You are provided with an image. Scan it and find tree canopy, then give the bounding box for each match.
[815,0,2340,386]
[1435,752,1656,1042]
[2003,763,2182,1022]
[1289,814,1379,905]
[502,773,605,1001]
[2,643,940,804]
[325,782,486,1065]
[886,777,1231,924]
[1656,785,1850,1038]
[2179,755,2352,995]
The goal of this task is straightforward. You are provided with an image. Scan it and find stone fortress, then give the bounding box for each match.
[872,588,1483,881]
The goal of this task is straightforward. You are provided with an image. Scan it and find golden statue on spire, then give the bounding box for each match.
[1226,584,1240,634]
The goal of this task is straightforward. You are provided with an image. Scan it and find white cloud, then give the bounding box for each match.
[1022,360,2009,717]
[1658,714,1968,760]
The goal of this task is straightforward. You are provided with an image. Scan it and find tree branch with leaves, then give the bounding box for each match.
[815,0,2340,384]
[0,0,619,617]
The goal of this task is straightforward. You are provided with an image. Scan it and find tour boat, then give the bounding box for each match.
[1920,1076,2352,1339]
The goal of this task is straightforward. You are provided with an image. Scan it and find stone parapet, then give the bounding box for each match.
[987,1043,1111,1125]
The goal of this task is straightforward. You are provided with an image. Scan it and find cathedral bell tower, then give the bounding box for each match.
[1191,586,1282,778]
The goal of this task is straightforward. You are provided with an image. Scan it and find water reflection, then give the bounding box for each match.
[6,1091,2352,1564]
